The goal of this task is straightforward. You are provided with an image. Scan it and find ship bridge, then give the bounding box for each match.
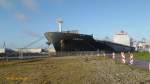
[95,40,135,53]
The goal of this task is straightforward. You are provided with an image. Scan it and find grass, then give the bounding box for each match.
[0,56,150,84]
[133,52,150,61]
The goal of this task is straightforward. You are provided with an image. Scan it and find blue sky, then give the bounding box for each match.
[0,0,150,48]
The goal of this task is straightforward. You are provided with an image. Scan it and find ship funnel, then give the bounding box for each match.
[56,18,63,32]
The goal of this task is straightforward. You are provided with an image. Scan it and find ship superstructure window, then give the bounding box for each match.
[73,38,83,40]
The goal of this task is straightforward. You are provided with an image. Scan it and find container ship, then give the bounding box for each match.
[44,19,135,53]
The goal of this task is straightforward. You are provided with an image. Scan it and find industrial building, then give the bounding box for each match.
[14,48,43,53]
[136,41,150,53]
[0,48,15,56]
[0,48,5,54]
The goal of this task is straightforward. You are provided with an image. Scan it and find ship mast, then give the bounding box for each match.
[56,18,63,32]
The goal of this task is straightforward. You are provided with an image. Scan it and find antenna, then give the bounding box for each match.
[56,17,63,32]
[3,42,6,49]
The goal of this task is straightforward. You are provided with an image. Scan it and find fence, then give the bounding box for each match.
[48,51,132,65]
[50,51,108,57]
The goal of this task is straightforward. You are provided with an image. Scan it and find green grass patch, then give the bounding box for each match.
[133,52,150,61]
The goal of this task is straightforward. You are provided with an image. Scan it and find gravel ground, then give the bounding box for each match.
[0,56,150,84]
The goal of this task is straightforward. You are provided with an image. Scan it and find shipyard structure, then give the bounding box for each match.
[44,19,135,53]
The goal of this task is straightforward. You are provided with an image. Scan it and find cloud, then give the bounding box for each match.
[0,0,12,9]
[15,13,28,22]
[0,0,7,7]
[0,0,38,11]
[0,0,29,22]
[23,29,40,37]
[22,0,38,11]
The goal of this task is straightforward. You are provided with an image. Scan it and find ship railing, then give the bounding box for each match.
[62,30,79,34]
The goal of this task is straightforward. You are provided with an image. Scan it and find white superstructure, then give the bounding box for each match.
[56,18,63,32]
[113,31,130,46]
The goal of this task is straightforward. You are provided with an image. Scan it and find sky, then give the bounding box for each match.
[0,0,150,48]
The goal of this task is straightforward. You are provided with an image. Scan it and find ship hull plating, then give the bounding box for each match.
[44,32,134,53]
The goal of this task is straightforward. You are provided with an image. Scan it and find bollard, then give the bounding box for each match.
[97,50,100,56]
[121,52,126,64]
[97,53,100,56]
[103,52,106,57]
[112,52,115,59]
[149,63,150,71]
[129,53,134,65]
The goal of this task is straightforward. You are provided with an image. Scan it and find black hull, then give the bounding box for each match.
[44,32,134,53]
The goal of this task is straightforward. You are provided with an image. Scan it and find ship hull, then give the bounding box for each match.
[44,32,134,53]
